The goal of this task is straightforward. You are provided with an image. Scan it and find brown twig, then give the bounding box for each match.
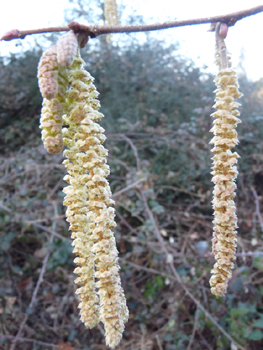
[116,210,140,236]
[10,251,51,350]
[155,334,164,350]
[251,187,263,233]
[197,331,214,350]
[0,203,69,242]
[186,307,200,350]
[1,5,263,41]
[112,177,146,198]
[0,335,57,348]
[121,134,141,172]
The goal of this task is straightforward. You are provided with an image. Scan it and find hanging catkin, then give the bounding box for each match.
[104,0,119,43]
[38,45,68,154]
[37,30,128,348]
[209,68,242,297]
[62,55,128,347]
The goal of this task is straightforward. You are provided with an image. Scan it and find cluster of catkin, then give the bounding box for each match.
[209,66,242,297]
[37,31,128,348]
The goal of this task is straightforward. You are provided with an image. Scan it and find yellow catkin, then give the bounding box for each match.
[37,45,58,100]
[209,68,242,297]
[62,56,128,344]
[104,0,119,25]
[39,49,68,155]
[62,64,100,328]
[104,0,119,43]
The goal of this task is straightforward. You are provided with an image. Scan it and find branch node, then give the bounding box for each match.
[68,22,89,48]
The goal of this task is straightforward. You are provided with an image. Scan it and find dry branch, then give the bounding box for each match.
[1,5,263,41]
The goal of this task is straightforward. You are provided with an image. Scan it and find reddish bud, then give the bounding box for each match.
[219,23,228,39]
[0,29,20,41]
[68,21,80,32]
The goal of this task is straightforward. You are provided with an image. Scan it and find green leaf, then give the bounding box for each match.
[242,327,252,338]
[252,318,263,329]
[230,320,239,333]
[230,307,251,318]
[248,329,263,341]
[252,257,263,271]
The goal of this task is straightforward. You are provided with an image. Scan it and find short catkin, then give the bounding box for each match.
[39,46,68,154]
[57,30,79,68]
[209,68,242,297]
[37,45,58,100]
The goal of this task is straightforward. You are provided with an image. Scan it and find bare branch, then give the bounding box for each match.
[1,5,263,41]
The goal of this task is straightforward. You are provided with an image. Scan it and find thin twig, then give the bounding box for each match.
[155,334,164,350]
[34,223,71,242]
[112,177,146,198]
[156,185,204,199]
[197,331,214,350]
[186,307,199,350]
[0,335,57,348]
[0,203,69,242]
[116,210,140,236]
[119,258,172,280]
[1,5,263,41]
[10,251,51,350]
[121,134,141,172]
[251,187,263,233]
[138,187,246,350]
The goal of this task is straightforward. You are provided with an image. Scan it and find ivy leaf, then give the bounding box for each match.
[230,308,250,318]
[248,329,263,341]
[252,318,263,329]
[242,327,252,338]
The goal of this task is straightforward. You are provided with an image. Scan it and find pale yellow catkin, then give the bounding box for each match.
[104,0,119,25]
[62,56,128,347]
[209,68,242,297]
[104,0,119,43]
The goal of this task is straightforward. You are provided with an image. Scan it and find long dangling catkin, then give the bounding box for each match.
[39,46,68,154]
[62,56,128,346]
[209,68,242,297]
[62,60,100,329]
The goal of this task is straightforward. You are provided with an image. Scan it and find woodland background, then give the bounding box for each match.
[1,2,263,350]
